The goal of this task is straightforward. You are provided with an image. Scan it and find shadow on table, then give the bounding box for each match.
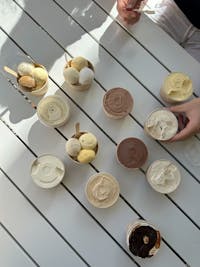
[0,0,116,123]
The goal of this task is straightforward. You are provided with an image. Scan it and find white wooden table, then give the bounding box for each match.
[0,1,200,266]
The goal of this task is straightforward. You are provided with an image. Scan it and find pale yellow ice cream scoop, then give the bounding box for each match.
[160,72,193,103]
[77,149,96,163]
[71,56,88,71]
[79,132,97,150]
[32,67,48,88]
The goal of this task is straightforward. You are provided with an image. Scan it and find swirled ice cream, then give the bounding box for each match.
[103,88,133,119]
[85,173,120,208]
[160,72,193,103]
[37,95,70,127]
[31,154,65,188]
[144,109,178,141]
[146,160,181,193]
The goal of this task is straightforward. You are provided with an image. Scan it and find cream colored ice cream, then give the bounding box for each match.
[77,149,96,163]
[79,132,97,150]
[17,62,35,76]
[65,138,81,157]
[144,109,178,141]
[31,154,65,188]
[79,67,94,85]
[71,56,88,71]
[63,67,79,85]
[85,172,120,208]
[146,160,181,194]
[160,72,193,103]
[32,67,48,88]
[37,95,70,127]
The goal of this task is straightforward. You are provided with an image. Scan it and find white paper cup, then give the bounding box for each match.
[37,95,70,128]
[30,154,65,189]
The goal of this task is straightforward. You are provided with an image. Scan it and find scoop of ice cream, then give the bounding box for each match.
[79,67,94,85]
[146,160,181,193]
[63,67,79,85]
[32,67,48,88]
[66,138,81,157]
[145,110,178,141]
[163,72,193,101]
[79,132,97,150]
[17,62,35,76]
[18,76,36,88]
[71,57,88,71]
[77,149,96,163]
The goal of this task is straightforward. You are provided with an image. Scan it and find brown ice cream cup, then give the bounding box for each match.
[117,137,148,169]
[103,87,133,119]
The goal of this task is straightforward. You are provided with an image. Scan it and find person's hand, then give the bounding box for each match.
[117,0,143,25]
[169,98,200,141]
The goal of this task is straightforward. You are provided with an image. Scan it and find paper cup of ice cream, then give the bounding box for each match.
[30,154,65,189]
[160,72,193,103]
[85,172,120,208]
[103,87,133,119]
[63,56,95,91]
[146,159,181,194]
[37,95,70,128]
[117,137,148,169]
[65,123,98,164]
[144,109,178,141]
[16,61,48,96]
[127,219,161,258]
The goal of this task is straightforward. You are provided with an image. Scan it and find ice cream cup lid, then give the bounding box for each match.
[30,154,65,188]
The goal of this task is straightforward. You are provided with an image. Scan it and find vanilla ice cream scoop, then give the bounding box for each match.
[17,62,35,76]
[79,67,94,85]
[160,72,193,103]
[146,160,181,193]
[79,132,97,150]
[32,67,48,88]
[65,138,81,157]
[71,56,88,71]
[144,109,178,141]
[63,67,79,85]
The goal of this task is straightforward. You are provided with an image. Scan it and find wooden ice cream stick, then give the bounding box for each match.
[4,66,18,78]
[75,122,80,138]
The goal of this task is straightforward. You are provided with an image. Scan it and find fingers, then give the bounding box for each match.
[168,103,187,113]
[170,120,198,142]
